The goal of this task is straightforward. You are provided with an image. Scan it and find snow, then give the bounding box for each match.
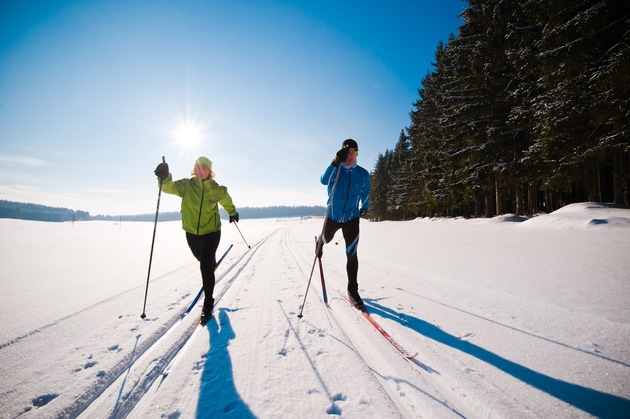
[1,202,629,418]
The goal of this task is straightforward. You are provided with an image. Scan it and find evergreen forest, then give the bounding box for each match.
[369,0,629,220]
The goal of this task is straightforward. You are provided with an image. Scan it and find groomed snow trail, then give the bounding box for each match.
[124,224,468,418]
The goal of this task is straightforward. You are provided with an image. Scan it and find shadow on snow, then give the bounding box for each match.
[196,308,255,419]
[366,300,630,418]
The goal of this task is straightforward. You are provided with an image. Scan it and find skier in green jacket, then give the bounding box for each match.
[154,156,239,324]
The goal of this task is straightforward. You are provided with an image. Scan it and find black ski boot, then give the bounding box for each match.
[348,289,364,310]
[200,298,214,325]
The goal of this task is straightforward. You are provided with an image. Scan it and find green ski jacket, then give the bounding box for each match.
[160,174,237,235]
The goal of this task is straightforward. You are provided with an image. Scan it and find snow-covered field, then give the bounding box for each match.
[1,202,629,418]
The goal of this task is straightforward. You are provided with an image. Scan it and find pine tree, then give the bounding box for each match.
[583,0,630,205]
[369,152,391,221]
[386,131,413,219]
[408,41,457,217]
[505,0,547,214]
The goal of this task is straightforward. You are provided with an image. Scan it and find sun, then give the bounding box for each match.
[174,122,202,150]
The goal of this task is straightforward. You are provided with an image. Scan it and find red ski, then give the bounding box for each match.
[341,293,417,359]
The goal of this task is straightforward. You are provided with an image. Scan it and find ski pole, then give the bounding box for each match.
[298,164,342,318]
[233,220,251,248]
[141,156,166,319]
[315,236,329,304]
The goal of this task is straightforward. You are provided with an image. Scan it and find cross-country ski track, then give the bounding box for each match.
[78,225,468,418]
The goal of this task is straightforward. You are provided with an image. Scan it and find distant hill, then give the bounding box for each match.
[0,200,325,222]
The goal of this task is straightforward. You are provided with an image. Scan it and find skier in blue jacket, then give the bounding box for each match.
[319,139,370,309]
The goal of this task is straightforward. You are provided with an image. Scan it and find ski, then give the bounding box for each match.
[341,293,417,359]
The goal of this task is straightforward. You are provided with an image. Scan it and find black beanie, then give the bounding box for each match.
[342,138,358,150]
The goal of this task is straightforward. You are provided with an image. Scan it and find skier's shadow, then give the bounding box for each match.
[365,300,630,418]
[196,308,255,419]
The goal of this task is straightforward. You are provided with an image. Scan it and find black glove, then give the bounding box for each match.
[154,161,169,179]
[229,212,240,223]
[360,208,368,218]
[332,147,349,167]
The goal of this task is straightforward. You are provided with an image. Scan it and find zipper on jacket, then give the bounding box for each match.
[340,169,351,222]
[196,179,205,235]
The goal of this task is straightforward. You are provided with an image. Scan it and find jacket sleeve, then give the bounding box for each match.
[159,174,186,197]
[219,187,237,216]
[320,164,336,185]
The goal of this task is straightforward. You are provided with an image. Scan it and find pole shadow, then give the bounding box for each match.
[196,308,255,418]
[278,300,343,415]
[112,334,141,418]
[366,300,630,418]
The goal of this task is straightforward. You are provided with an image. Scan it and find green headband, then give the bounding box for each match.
[195,156,212,168]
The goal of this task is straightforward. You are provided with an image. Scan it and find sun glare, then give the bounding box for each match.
[174,122,202,150]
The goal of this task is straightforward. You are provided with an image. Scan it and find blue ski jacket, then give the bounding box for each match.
[320,163,370,223]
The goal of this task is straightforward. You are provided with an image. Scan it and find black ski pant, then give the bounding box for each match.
[186,230,221,313]
[323,217,360,292]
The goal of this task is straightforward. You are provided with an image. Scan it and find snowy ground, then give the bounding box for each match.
[1,202,629,418]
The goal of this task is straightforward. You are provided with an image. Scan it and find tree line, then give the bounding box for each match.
[369,0,629,221]
[0,200,324,222]
[91,206,325,221]
[0,200,90,222]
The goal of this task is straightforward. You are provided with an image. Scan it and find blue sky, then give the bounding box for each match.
[0,0,464,215]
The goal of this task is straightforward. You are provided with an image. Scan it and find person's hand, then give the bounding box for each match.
[332,147,349,167]
[229,212,240,223]
[315,239,323,258]
[360,208,368,218]
[154,162,169,179]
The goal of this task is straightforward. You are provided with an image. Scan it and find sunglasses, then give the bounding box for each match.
[347,148,358,157]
